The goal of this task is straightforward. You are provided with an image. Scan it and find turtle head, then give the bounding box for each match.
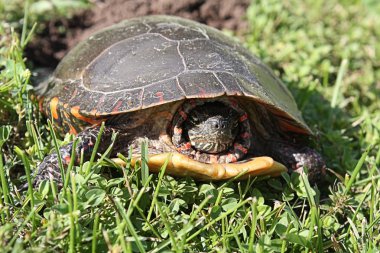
[185,102,239,154]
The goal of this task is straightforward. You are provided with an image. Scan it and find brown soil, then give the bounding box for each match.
[26,0,250,68]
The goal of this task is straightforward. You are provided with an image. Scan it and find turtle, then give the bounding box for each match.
[33,15,326,187]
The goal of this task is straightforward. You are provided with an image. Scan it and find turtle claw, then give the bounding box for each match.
[113,153,287,180]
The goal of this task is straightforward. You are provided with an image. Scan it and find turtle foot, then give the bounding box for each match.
[34,153,64,188]
[291,147,326,183]
[268,142,326,183]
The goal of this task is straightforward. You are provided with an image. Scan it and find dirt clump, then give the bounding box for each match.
[26,0,250,68]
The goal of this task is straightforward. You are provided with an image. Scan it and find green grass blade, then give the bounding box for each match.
[0,125,12,220]
[344,145,372,194]
[140,139,149,186]
[115,214,128,253]
[20,0,29,46]
[156,202,178,252]
[9,207,36,247]
[331,58,348,108]
[91,212,100,253]
[47,119,65,183]
[186,198,252,243]
[113,197,146,253]
[14,146,35,230]
[87,122,105,176]
[248,198,258,252]
[63,138,78,190]
[146,154,169,223]
[66,188,76,253]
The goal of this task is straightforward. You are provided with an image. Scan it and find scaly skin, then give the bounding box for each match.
[267,141,326,182]
[186,102,239,153]
[34,127,114,187]
[171,98,252,163]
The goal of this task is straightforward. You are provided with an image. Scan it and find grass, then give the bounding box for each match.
[0,0,380,252]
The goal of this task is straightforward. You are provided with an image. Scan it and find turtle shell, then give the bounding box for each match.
[39,15,312,135]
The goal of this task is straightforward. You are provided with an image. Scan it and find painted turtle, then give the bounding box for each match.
[34,15,325,186]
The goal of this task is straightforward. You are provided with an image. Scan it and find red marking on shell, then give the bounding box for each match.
[239,113,248,122]
[69,125,77,135]
[112,100,123,113]
[155,91,164,103]
[234,143,248,154]
[96,94,106,110]
[50,97,59,120]
[199,87,207,97]
[71,106,102,125]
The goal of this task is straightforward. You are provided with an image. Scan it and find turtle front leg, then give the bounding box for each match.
[270,142,326,182]
[34,126,117,188]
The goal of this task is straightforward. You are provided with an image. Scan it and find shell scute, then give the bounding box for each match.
[83,33,183,92]
[177,72,226,98]
[179,39,252,79]
[214,72,244,96]
[145,18,209,41]
[142,79,185,108]
[99,89,143,115]
[55,21,150,81]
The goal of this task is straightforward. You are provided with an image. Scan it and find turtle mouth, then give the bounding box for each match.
[186,107,239,154]
[189,140,232,154]
[187,129,236,154]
